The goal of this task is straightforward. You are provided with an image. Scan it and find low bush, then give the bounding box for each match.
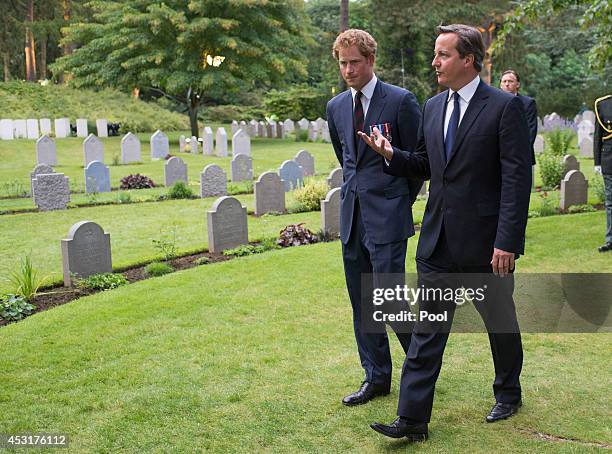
[120,174,156,190]
[567,204,596,214]
[277,223,319,247]
[538,152,565,189]
[167,181,195,199]
[223,238,279,257]
[591,174,606,204]
[293,179,328,211]
[195,256,210,265]
[75,273,128,291]
[145,261,174,277]
[0,294,36,321]
[545,128,574,157]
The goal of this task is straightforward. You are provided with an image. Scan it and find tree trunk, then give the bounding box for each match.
[59,0,73,83]
[2,52,9,81]
[39,34,47,80]
[337,0,349,93]
[25,0,37,81]
[188,89,200,137]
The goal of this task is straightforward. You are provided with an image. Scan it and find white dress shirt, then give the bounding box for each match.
[443,75,481,139]
[351,74,378,118]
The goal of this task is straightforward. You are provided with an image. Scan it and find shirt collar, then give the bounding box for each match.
[351,74,377,100]
[447,75,480,104]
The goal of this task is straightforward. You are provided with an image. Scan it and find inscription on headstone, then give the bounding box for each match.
[164,156,188,187]
[85,160,111,193]
[254,172,285,216]
[560,170,588,210]
[61,221,112,286]
[207,196,248,253]
[278,160,304,192]
[150,130,170,159]
[200,164,227,198]
[230,154,253,182]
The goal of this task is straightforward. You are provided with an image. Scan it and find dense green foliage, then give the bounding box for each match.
[144,261,174,277]
[0,293,35,321]
[263,85,328,120]
[293,178,329,212]
[75,273,128,291]
[166,181,195,200]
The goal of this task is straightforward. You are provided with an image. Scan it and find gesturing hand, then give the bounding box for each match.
[357,127,394,161]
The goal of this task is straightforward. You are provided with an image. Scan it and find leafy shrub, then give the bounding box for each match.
[0,294,36,321]
[227,180,253,195]
[152,227,178,261]
[117,192,132,204]
[167,181,194,199]
[293,179,328,211]
[295,129,308,142]
[591,174,606,204]
[545,129,574,157]
[195,256,210,265]
[530,191,558,217]
[145,261,174,277]
[263,84,328,120]
[10,254,47,301]
[75,273,128,291]
[567,204,596,214]
[120,174,156,190]
[538,152,565,189]
[200,104,267,122]
[277,223,319,247]
[223,238,279,257]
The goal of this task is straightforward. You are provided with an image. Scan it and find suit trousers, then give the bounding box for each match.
[342,196,412,385]
[397,226,523,422]
[604,174,612,244]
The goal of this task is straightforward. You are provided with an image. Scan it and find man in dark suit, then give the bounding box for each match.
[359,24,532,441]
[326,29,422,406]
[594,94,612,252]
[500,69,538,164]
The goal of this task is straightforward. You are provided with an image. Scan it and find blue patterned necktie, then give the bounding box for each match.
[445,91,460,161]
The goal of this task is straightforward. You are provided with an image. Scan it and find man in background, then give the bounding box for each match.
[594,94,612,252]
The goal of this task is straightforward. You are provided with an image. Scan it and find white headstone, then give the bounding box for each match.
[560,170,588,210]
[230,154,253,182]
[96,119,108,137]
[0,119,14,140]
[327,167,343,189]
[14,120,27,138]
[283,118,295,133]
[76,118,88,138]
[276,123,285,139]
[308,121,318,141]
[150,130,170,159]
[85,160,111,193]
[579,137,593,158]
[582,110,596,125]
[258,121,266,137]
[202,127,214,155]
[83,134,104,166]
[321,187,341,237]
[577,120,594,145]
[32,173,70,211]
[179,135,186,153]
[231,120,239,135]
[248,119,258,136]
[321,121,331,143]
[121,132,141,164]
[278,160,304,192]
[61,221,112,286]
[54,118,70,138]
[26,119,39,139]
[36,135,57,166]
[534,135,545,155]
[254,172,285,216]
[200,164,227,198]
[164,156,188,187]
[216,127,228,157]
[294,150,315,176]
[232,129,251,157]
[207,196,248,253]
[297,118,309,131]
[190,135,199,154]
[39,118,52,136]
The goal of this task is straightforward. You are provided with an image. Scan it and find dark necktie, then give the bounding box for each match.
[445,91,460,161]
[354,91,364,137]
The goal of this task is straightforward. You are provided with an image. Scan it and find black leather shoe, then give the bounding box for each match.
[598,243,612,253]
[486,401,522,422]
[370,418,428,441]
[342,381,390,406]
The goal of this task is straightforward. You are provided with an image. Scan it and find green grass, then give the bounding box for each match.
[0,229,609,452]
[0,81,188,132]
[0,133,338,199]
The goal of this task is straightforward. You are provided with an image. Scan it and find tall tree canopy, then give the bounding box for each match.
[52,0,311,135]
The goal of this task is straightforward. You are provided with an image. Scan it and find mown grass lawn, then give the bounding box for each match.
[0,130,339,198]
[0,218,609,452]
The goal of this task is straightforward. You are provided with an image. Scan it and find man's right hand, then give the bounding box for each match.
[358,127,394,161]
[594,166,602,175]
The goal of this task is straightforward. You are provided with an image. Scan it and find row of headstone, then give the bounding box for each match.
[0,118,110,140]
[60,184,345,285]
[230,117,330,143]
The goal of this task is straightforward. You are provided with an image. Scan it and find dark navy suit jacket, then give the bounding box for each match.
[385,81,532,266]
[326,80,422,245]
[518,94,538,165]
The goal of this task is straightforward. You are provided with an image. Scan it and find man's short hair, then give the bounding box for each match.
[332,29,377,60]
[501,69,521,82]
[437,24,485,72]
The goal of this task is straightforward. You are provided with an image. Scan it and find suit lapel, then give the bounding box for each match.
[357,80,386,165]
[341,90,356,159]
[447,82,489,166]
